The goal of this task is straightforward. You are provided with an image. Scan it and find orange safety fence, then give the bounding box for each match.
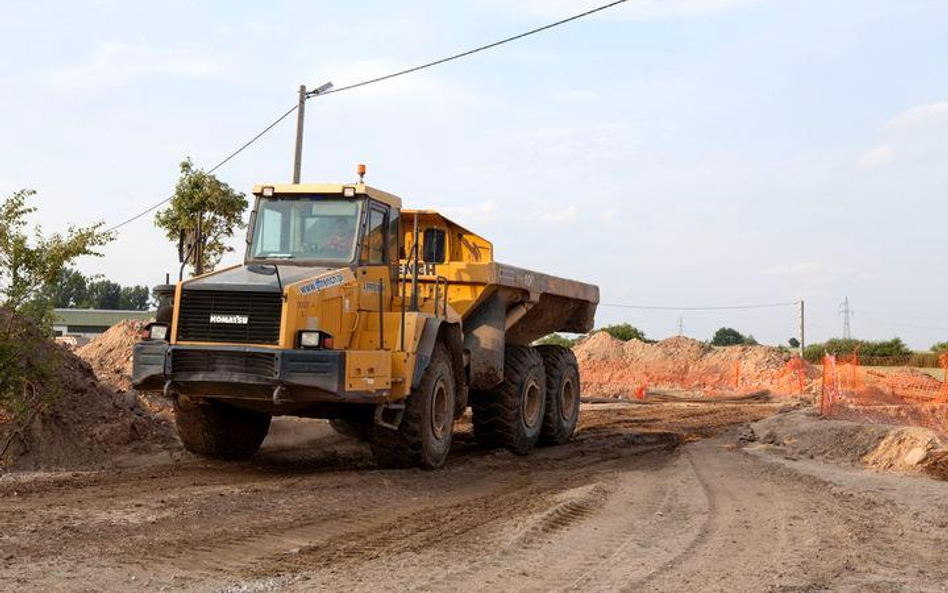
[821,353,948,435]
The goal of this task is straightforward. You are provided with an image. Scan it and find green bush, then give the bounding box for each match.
[931,342,948,354]
[804,337,912,363]
[535,333,577,348]
[711,327,755,346]
[598,323,648,342]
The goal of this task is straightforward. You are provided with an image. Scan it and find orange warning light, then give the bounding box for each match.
[357,163,366,182]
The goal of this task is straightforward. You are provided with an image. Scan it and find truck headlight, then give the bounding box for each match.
[299,330,332,349]
[148,324,169,341]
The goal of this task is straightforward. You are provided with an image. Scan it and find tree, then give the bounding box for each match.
[47,268,89,308]
[711,327,746,346]
[804,337,913,363]
[119,285,151,310]
[83,279,122,309]
[788,337,800,349]
[931,342,948,354]
[0,189,112,410]
[45,267,152,311]
[155,158,248,276]
[0,189,112,319]
[599,323,648,342]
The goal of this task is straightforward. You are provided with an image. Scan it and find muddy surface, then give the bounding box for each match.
[3,399,947,593]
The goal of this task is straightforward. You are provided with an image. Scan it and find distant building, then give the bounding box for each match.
[53,308,154,339]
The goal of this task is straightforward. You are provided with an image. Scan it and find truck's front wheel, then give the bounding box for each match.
[472,345,547,455]
[369,342,456,469]
[173,396,271,460]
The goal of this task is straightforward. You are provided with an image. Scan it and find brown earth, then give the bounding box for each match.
[76,320,173,417]
[3,399,948,593]
[76,320,145,393]
[0,318,175,471]
[575,333,819,398]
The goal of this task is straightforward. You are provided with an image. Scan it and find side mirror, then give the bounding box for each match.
[423,228,446,263]
[246,210,257,245]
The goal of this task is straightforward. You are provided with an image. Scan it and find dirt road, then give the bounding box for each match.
[2,400,947,593]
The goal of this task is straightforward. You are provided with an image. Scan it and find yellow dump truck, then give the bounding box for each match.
[134,175,599,468]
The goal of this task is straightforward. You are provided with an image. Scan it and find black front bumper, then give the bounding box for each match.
[133,342,360,402]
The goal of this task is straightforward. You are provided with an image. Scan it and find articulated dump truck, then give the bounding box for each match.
[133,179,599,468]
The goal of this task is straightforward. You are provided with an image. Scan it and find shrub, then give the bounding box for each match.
[598,323,648,342]
[535,333,577,348]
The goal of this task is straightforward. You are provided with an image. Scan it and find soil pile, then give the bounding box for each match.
[77,319,173,417]
[77,319,146,393]
[1,320,175,471]
[574,333,818,398]
[748,408,948,480]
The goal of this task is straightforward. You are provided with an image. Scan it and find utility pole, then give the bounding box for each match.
[798,299,805,358]
[292,81,333,184]
[292,85,306,184]
[839,297,853,339]
[677,316,684,337]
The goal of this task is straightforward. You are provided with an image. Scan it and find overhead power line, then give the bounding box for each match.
[314,0,633,98]
[103,0,633,233]
[599,301,799,311]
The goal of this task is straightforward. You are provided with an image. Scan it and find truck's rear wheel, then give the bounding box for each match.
[369,342,456,469]
[173,396,270,460]
[536,345,581,445]
[472,345,547,455]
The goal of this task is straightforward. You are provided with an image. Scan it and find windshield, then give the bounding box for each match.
[250,196,362,262]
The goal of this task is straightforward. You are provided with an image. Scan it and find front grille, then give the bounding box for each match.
[177,290,282,345]
[172,350,276,377]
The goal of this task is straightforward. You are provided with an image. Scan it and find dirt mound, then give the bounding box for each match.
[1,319,175,471]
[862,427,944,473]
[78,319,147,393]
[575,333,818,398]
[77,319,173,417]
[748,408,948,480]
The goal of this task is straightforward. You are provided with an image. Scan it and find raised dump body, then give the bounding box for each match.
[134,179,598,468]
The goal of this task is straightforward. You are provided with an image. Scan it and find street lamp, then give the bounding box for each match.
[292,81,334,184]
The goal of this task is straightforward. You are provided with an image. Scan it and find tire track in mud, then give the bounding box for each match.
[152,432,683,581]
[404,443,682,593]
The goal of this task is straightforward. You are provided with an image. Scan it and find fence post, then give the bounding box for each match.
[940,353,948,404]
[821,354,836,415]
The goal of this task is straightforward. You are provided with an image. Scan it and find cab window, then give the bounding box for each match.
[362,205,389,264]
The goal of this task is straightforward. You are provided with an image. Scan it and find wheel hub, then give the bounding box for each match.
[521,379,542,429]
[560,377,577,420]
[430,379,450,440]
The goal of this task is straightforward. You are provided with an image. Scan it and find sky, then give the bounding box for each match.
[1,0,946,349]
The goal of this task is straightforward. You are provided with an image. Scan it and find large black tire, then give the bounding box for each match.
[472,345,547,455]
[536,345,581,445]
[173,396,271,460]
[369,343,456,469]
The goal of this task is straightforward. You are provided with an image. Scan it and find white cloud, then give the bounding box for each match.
[41,42,230,90]
[856,143,895,170]
[885,101,948,129]
[535,205,578,223]
[492,0,758,21]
